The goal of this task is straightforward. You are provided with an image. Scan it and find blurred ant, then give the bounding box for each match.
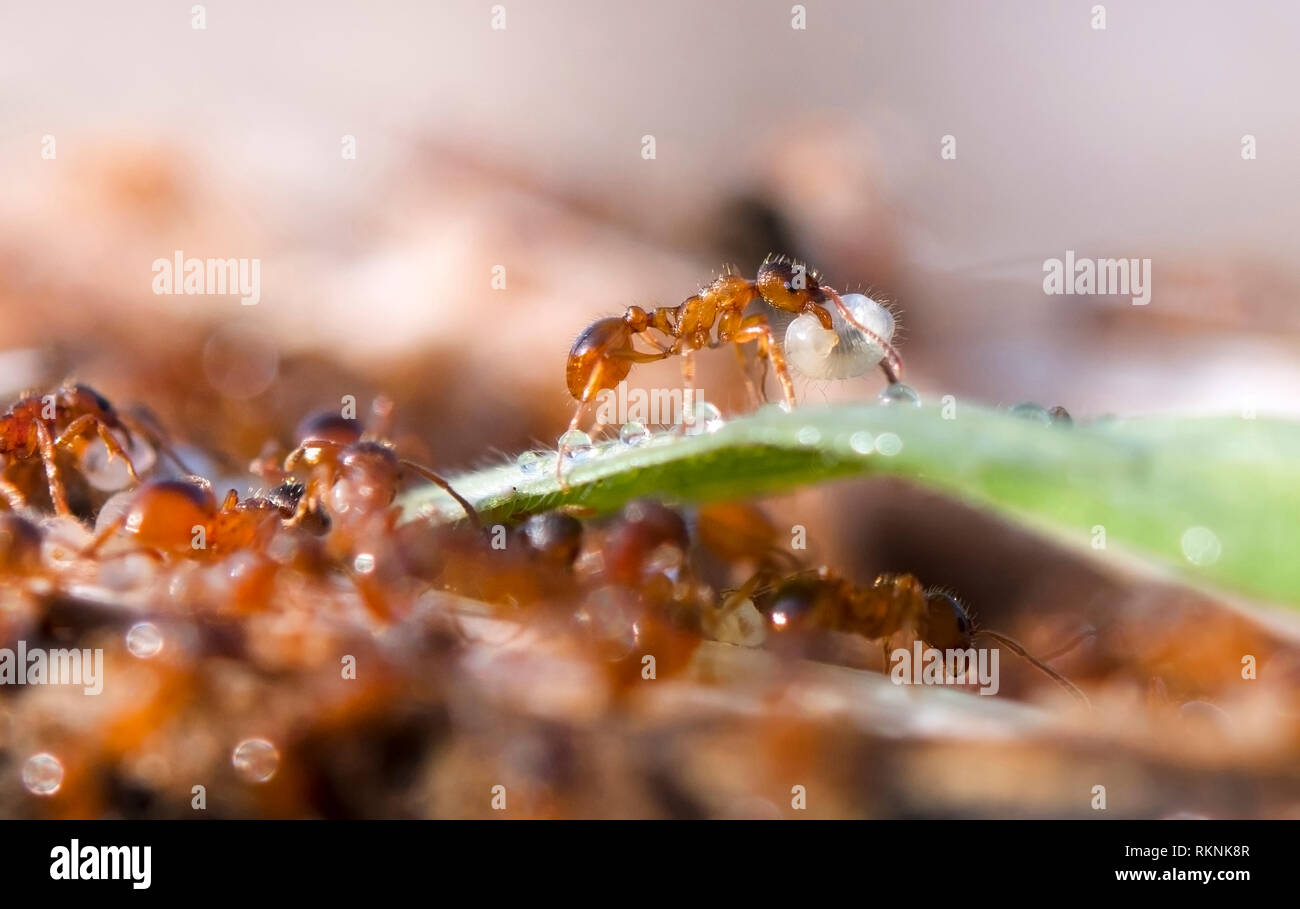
[738,570,1088,705]
[257,399,478,529]
[86,477,284,558]
[560,255,903,479]
[695,502,1089,706]
[0,383,186,515]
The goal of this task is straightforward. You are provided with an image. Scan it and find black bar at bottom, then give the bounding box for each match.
[0,819,1274,895]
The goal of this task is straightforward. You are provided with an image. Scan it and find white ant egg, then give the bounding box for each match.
[782,293,895,380]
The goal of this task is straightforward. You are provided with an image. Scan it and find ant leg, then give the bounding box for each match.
[556,400,589,489]
[369,395,396,441]
[82,515,127,557]
[679,350,697,432]
[51,414,140,482]
[34,420,71,515]
[556,346,668,487]
[819,287,904,384]
[0,477,25,510]
[732,315,797,411]
[401,459,480,529]
[731,345,762,407]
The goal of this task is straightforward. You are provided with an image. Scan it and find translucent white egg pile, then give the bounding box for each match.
[783,293,895,380]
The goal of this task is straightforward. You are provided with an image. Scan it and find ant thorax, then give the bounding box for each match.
[776,293,897,380]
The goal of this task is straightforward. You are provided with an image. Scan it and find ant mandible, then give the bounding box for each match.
[560,255,904,476]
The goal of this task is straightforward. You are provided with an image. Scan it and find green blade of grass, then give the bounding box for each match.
[399,403,1300,607]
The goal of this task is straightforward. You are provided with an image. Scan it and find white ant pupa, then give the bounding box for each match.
[776,292,898,380]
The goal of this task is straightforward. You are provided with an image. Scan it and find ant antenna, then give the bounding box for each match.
[975,629,1092,708]
[1034,626,1096,663]
[822,286,905,384]
[400,459,480,529]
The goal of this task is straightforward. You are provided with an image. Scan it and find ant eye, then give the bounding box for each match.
[922,591,974,650]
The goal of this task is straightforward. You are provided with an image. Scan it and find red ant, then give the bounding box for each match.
[559,256,904,477]
[695,502,1089,706]
[0,383,186,516]
[85,477,285,558]
[256,400,478,529]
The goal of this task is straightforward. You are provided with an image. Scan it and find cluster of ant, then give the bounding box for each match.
[0,257,1101,816]
[0,383,1083,712]
[0,258,1087,698]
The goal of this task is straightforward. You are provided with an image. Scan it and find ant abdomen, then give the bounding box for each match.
[114,478,218,554]
[518,512,584,569]
[759,574,834,631]
[566,317,636,402]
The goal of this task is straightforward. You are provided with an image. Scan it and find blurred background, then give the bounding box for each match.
[4,0,1300,467]
[3,0,1300,817]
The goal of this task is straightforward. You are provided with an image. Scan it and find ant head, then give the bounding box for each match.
[0,512,43,575]
[265,481,306,518]
[296,411,363,447]
[61,383,117,420]
[623,306,650,332]
[920,589,975,650]
[332,440,401,513]
[756,254,825,314]
[269,481,330,534]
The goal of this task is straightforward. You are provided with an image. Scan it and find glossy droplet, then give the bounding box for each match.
[557,429,593,460]
[875,432,903,457]
[1010,402,1052,424]
[796,425,822,446]
[22,753,64,796]
[848,431,874,455]
[232,738,280,783]
[1180,526,1222,566]
[619,421,650,446]
[515,450,546,473]
[126,622,164,659]
[878,383,921,407]
[685,401,725,435]
[1048,405,1073,426]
